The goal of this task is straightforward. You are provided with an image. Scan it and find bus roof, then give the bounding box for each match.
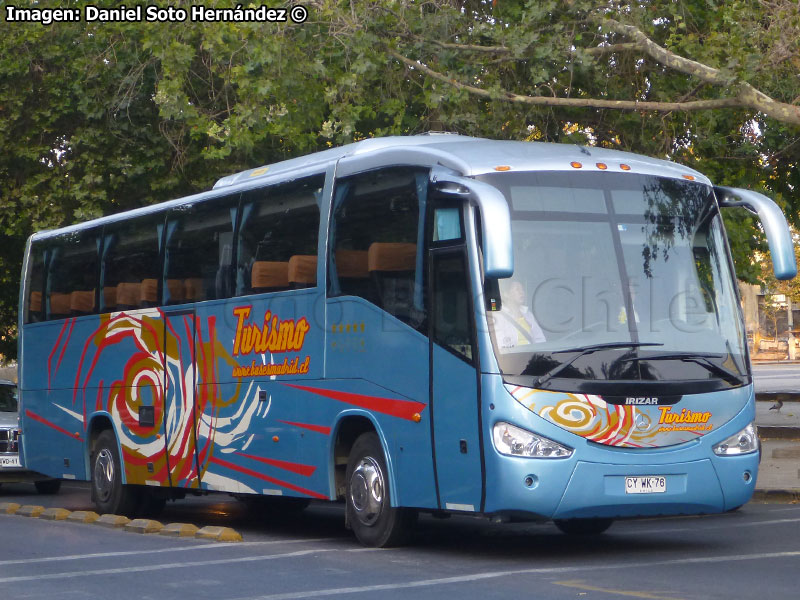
[29,135,710,242]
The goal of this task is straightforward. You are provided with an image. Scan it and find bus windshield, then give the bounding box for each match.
[478,171,748,393]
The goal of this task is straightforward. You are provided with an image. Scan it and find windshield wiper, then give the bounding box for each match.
[532,342,664,389]
[619,352,744,385]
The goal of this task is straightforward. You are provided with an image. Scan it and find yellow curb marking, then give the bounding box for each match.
[66,511,100,524]
[196,525,243,543]
[6,505,243,542]
[40,508,71,521]
[94,514,131,528]
[0,502,21,514]
[16,505,45,518]
[124,519,164,534]
[160,523,200,537]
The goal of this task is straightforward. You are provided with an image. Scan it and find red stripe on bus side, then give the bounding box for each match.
[236,452,316,477]
[47,319,70,389]
[24,409,83,442]
[278,420,331,435]
[281,383,426,421]
[209,456,328,499]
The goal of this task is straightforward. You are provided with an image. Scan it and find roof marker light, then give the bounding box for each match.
[596,163,608,170]
[494,165,511,171]
[683,174,696,181]
[570,162,583,169]
[620,164,631,171]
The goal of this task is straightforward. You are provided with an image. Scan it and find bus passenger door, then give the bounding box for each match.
[161,308,200,489]
[430,247,484,513]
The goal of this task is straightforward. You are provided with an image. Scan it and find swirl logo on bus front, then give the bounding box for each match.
[504,385,730,448]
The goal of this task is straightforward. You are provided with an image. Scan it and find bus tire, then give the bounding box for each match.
[345,432,416,547]
[91,430,140,515]
[554,518,614,535]
[34,480,61,495]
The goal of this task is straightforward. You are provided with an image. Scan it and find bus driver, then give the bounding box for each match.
[495,279,546,348]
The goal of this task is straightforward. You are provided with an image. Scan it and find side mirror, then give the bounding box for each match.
[431,168,513,277]
[715,186,797,280]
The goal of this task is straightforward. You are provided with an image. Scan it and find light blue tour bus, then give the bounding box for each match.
[18,135,796,545]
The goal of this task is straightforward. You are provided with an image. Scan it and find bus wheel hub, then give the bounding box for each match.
[350,457,384,526]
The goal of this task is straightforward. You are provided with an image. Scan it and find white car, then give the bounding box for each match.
[0,379,60,494]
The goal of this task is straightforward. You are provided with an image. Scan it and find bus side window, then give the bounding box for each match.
[432,252,474,362]
[26,244,46,323]
[329,167,428,332]
[44,230,101,321]
[101,216,163,312]
[164,196,238,305]
[236,174,323,297]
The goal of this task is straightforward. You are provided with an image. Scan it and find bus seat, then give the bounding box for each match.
[367,242,417,322]
[140,278,158,306]
[29,291,42,313]
[335,249,369,279]
[103,286,118,311]
[184,277,204,301]
[251,261,289,292]
[70,290,95,314]
[335,249,373,300]
[166,278,185,304]
[49,292,71,318]
[289,255,317,288]
[368,242,417,273]
[116,282,141,309]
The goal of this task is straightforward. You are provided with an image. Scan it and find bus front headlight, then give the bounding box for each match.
[713,423,759,456]
[492,422,573,458]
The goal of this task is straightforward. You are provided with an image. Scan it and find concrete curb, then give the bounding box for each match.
[67,511,100,524]
[0,507,242,542]
[95,514,131,528]
[196,526,243,542]
[16,505,45,518]
[160,523,200,537]
[756,392,800,402]
[751,489,800,503]
[758,426,800,440]
[125,519,163,534]
[40,508,71,521]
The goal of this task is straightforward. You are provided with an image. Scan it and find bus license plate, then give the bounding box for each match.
[1,456,21,468]
[625,476,666,494]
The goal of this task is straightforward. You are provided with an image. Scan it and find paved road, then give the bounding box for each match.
[3,482,800,599]
[753,362,800,394]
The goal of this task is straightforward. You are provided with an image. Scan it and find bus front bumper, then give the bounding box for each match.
[486,451,759,520]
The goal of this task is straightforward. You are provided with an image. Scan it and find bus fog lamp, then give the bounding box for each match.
[492,422,573,459]
[713,423,758,456]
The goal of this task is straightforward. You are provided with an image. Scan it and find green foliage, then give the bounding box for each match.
[2,0,800,360]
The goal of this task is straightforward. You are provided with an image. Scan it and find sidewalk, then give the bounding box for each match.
[754,398,800,502]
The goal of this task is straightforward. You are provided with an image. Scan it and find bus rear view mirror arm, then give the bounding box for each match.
[431,168,514,278]
[715,186,797,281]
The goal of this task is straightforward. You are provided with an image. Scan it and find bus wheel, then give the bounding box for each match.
[34,480,61,495]
[91,430,140,515]
[345,432,416,547]
[554,518,614,535]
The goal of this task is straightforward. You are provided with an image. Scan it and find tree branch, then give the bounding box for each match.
[389,16,800,127]
[598,18,800,125]
[583,43,640,56]
[389,51,740,113]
